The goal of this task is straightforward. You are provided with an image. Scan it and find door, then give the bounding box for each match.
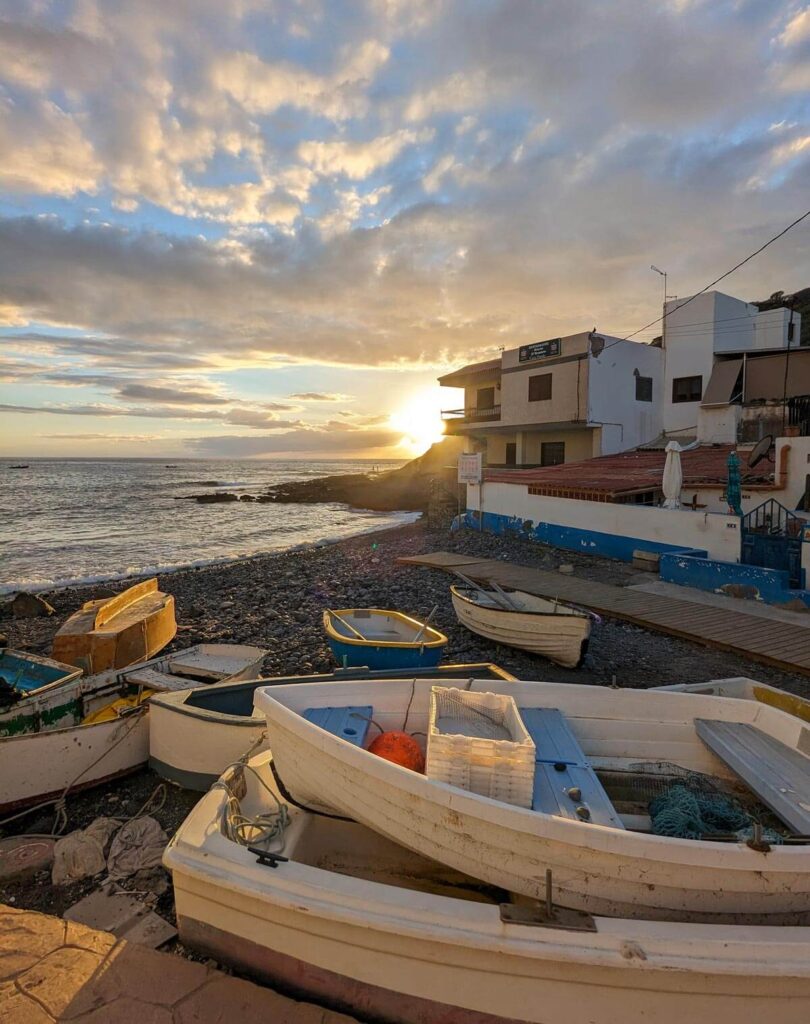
[505,442,517,466]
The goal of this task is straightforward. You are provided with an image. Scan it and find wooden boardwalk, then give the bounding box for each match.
[397,552,810,676]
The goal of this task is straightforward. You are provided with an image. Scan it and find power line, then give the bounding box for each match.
[602,208,810,351]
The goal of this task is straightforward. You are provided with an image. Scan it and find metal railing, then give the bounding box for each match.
[440,405,501,423]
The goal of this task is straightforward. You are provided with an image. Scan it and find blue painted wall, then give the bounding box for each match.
[463,510,696,562]
[464,509,810,609]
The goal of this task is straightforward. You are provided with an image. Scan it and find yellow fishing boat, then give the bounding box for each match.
[52,577,176,673]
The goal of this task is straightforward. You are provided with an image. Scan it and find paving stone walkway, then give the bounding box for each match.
[0,904,357,1023]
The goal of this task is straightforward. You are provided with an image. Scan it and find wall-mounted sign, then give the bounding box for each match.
[458,453,483,485]
[518,338,561,363]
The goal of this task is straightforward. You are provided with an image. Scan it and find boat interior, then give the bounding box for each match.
[259,678,810,841]
[0,650,78,697]
[454,585,584,617]
[327,609,445,644]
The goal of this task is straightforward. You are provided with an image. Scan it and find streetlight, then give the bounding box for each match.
[650,265,667,311]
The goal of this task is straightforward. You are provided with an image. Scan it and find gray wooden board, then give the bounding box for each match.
[695,719,810,834]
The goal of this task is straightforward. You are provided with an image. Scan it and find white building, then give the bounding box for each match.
[662,290,800,439]
[439,331,663,468]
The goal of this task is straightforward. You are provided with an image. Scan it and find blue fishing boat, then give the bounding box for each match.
[323,608,448,670]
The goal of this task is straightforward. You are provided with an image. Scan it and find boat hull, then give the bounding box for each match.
[166,762,810,1024]
[0,712,149,814]
[258,679,810,922]
[52,578,176,673]
[327,637,444,670]
[451,590,589,668]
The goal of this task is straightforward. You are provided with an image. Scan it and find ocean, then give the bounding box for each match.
[0,458,414,595]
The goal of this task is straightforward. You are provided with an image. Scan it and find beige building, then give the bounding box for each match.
[439,331,663,467]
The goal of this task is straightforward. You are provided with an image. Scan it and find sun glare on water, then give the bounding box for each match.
[389,388,447,456]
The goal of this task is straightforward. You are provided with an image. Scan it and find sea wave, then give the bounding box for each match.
[0,511,421,596]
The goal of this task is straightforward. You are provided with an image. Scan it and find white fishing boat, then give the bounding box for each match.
[0,644,267,815]
[255,678,810,922]
[165,751,810,1024]
[654,676,810,722]
[148,663,517,791]
[450,583,591,667]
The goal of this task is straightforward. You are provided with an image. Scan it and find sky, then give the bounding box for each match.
[0,0,808,460]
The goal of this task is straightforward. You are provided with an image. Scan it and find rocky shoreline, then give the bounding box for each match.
[2,516,808,936]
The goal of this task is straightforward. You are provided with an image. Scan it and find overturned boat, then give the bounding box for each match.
[165,750,810,1024]
[255,677,810,922]
[450,583,592,667]
[52,577,176,674]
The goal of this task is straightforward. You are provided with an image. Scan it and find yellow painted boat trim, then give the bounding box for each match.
[93,577,158,628]
[323,609,448,649]
[753,685,810,723]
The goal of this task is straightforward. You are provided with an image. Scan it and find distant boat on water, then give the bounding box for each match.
[9,464,29,469]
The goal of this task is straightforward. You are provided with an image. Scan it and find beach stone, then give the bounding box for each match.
[11,593,55,618]
[558,564,575,575]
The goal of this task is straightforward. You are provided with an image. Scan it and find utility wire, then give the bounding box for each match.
[601,208,810,351]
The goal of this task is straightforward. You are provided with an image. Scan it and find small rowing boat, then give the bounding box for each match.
[255,677,810,922]
[149,662,517,791]
[323,608,448,670]
[164,750,810,1024]
[0,644,267,815]
[450,580,591,667]
[52,577,176,674]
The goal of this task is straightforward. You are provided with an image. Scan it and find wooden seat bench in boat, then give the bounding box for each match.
[695,719,810,834]
[303,706,373,747]
[519,708,625,829]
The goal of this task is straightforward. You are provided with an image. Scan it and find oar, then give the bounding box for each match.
[329,610,366,641]
[489,580,520,611]
[454,571,513,611]
[412,604,439,644]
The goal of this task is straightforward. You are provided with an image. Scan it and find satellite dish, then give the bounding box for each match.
[748,434,774,469]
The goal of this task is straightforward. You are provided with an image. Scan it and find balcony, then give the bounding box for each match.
[441,405,502,424]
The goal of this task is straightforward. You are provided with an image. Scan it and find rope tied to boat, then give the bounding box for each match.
[214,760,291,849]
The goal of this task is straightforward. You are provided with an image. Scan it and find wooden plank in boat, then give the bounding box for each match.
[123,668,202,692]
[303,706,373,747]
[531,763,626,829]
[695,719,810,834]
[518,708,583,765]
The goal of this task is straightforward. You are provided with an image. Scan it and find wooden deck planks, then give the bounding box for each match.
[398,552,810,675]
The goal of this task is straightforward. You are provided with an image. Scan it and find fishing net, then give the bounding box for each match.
[649,783,782,843]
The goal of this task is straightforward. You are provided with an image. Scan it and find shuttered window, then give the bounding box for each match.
[529,374,552,401]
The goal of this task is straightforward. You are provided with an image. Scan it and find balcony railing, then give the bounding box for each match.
[441,405,502,423]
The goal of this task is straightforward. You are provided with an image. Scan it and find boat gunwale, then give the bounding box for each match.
[449,585,588,620]
[323,608,448,649]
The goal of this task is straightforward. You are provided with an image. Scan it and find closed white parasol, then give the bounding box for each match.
[662,441,684,509]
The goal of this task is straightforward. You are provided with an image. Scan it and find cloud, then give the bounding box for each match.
[288,392,353,401]
[0,401,303,430]
[186,427,403,457]
[298,129,433,179]
[40,432,162,441]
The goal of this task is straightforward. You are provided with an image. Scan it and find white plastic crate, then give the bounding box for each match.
[425,687,536,808]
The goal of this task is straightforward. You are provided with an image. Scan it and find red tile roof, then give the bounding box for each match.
[485,444,773,500]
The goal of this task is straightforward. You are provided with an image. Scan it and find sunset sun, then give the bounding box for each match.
[389,388,447,456]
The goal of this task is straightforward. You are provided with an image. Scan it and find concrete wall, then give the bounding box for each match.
[520,428,596,464]
[660,549,810,607]
[754,307,797,350]
[697,403,739,444]
[462,376,501,412]
[588,340,663,452]
[468,482,742,561]
[499,334,589,429]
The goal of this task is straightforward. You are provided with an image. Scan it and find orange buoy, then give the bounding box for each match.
[368,731,425,773]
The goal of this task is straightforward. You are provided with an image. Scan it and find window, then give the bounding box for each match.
[505,442,517,466]
[541,442,565,466]
[529,374,552,402]
[672,375,703,403]
[476,386,495,410]
[635,376,653,402]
